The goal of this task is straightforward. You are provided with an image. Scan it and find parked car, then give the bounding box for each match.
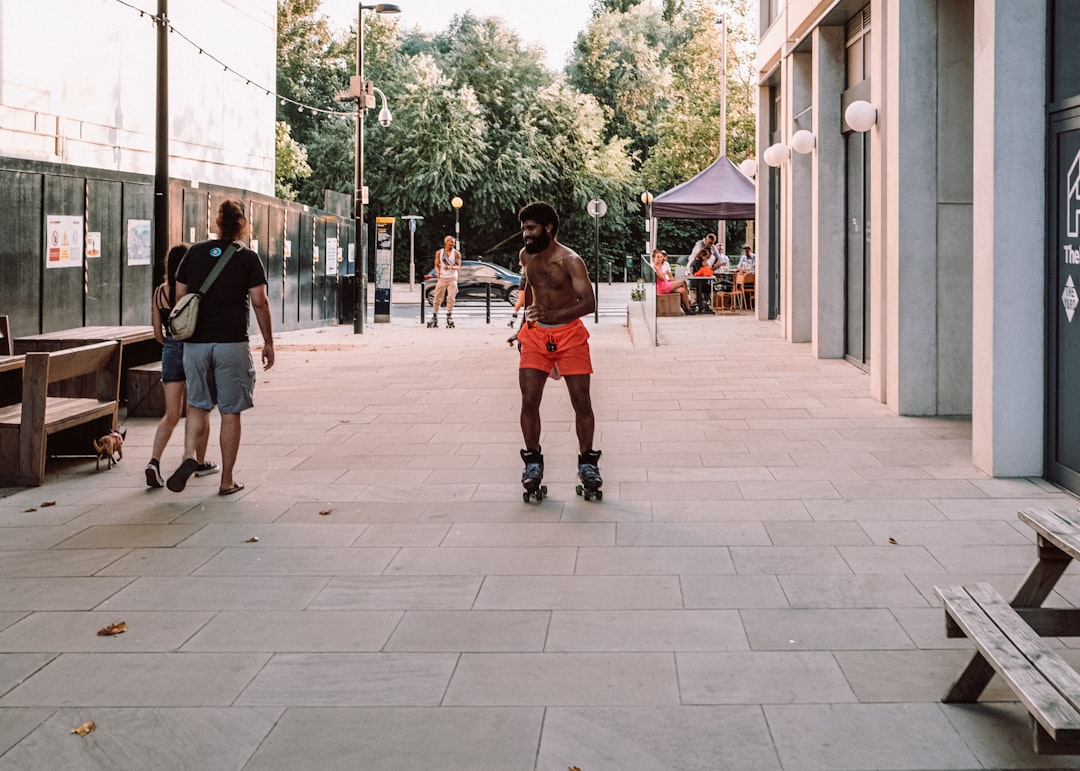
[423,260,521,306]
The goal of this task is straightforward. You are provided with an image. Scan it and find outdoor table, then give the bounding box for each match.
[939,506,1080,752]
[14,326,159,400]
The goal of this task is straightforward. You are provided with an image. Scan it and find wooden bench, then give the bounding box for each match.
[0,341,121,487]
[656,292,683,317]
[0,315,12,356]
[937,506,1080,754]
[937,581,1080,753]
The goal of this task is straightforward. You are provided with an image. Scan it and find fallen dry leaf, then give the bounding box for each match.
[97,621,127,636]
[888,537,898,545]
[319,509,333,516]
[245,536,259,543]
[23,508,36,513]
[40,501,56,507]
[71,720,96,736]
[569,767,582,771]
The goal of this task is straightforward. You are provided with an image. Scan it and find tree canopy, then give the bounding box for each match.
[275,0,757,275]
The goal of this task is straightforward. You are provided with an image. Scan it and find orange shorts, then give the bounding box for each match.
[518,318,592,376]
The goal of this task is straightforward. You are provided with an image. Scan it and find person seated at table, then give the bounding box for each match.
[652,249,694,314]
[687,248,717,314]
[738,246,756,271]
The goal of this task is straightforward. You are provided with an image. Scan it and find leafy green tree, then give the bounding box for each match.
[276,0,353,205]
[275,121,312,200]
[590,0,644,15]
[363,53,489,230]
[567,4,673,162]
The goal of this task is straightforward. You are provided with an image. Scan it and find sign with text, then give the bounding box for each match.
[374,217,395,323]
[45,215,84,269]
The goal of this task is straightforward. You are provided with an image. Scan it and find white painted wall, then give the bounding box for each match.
[0,0,276,195]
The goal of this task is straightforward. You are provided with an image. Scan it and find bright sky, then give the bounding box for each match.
[320,0,596,70]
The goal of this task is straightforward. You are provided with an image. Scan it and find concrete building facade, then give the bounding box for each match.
[0,0,277,195]
[753,0,1080,494]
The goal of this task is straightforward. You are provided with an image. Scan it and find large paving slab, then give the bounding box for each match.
[0,302,1075,768]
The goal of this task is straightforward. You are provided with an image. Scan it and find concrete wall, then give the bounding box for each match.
[971,0,1047,476]
[811,25,845,359]
[0,0,277,195]
[738,0,1052,476]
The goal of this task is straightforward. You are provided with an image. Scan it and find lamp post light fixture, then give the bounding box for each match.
[640,191,655,256]
[352,2,400,334]
[845,100,878,132]
[790,129,817,155]
[739,158,758,179]
[716,14,728,158]
[451,196,463,254]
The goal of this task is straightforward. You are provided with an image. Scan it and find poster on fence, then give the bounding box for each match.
[127,219,151,266]
[326,237,339,276]
[44,215,84,269]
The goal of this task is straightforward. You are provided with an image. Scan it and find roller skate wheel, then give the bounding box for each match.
[522,491,530,502]
[575,484,583,496]
[540,485,548,495]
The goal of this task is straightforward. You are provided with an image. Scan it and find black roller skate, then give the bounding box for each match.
[521,447,546,502]
[446,314,455,329]
[575,449,603,501]
[426,314,439,328]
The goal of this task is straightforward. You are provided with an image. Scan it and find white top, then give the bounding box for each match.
[437,248,460,280]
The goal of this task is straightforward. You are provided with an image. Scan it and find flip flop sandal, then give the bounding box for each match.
[219,482,245,496]
[166,458,199,492]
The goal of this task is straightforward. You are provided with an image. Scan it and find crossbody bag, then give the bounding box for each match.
[166,242,240,340]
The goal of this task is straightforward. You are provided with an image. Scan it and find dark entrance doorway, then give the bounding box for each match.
[844,130,871,369]
[1048,109,1080,493]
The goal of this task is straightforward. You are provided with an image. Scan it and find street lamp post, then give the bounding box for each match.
[402,214,423,292]
[640,191,654,258]
[353,2,400,334]
[716,14,728,250]
[451,196,463,254]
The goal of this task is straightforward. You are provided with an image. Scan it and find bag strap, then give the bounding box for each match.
[195,242,241,295]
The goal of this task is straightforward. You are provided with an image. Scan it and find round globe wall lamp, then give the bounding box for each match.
[790,130,816,154]
[738,158,758,179]
[762,143,790,168]
[845,100,878,132]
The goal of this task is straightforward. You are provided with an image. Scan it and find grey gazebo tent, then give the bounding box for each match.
[651,155,756,220]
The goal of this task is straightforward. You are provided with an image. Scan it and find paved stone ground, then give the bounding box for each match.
[1,296,1078,770]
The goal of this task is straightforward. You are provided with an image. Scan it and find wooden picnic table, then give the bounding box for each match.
[13,325,156,354]
[939,506,1080,753]
[14,326,159,403]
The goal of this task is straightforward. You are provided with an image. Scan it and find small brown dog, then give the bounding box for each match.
[93,428,126,470]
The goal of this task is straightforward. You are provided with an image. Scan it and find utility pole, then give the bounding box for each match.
[153,0,169,283]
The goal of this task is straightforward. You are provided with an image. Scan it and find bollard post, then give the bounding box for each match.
[485,282,491,324]
[420,285,425,325]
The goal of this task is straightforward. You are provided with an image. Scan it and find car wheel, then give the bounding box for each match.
[425,287,435,306]
[507,288,521,307]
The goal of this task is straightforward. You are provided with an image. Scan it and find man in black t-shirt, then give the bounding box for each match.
[167,199,274,496]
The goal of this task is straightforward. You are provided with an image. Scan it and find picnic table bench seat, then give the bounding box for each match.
[938,506,1080,754]
[0,341,121,487]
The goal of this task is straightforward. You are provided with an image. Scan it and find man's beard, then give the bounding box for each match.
[523,231,551,254]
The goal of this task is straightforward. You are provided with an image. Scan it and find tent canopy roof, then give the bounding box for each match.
[651,155,756,220]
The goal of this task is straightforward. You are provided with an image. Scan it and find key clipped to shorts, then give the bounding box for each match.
[546,335,557,353]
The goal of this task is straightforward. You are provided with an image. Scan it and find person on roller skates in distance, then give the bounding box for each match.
[516,201,602,501]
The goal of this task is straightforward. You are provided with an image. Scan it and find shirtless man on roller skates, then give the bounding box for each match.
[516,201,602,502]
